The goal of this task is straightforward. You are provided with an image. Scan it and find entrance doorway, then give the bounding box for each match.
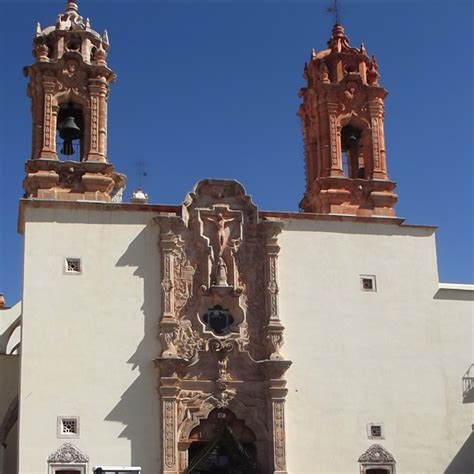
[186,409,259,474]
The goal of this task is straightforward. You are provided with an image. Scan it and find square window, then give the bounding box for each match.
[360,275,376,292]
[65,258,81,274]
[57,416,80,438]
[367,422,384,439]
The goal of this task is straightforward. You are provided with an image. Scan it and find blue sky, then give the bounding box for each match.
[0,0,472,305]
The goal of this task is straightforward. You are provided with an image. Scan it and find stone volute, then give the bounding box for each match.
[23,0,125,202]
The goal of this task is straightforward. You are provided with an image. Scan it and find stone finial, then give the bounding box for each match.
[102,30,110,46]
[65,0,79,14]
[93,43,107,65]
[56,0,84,31]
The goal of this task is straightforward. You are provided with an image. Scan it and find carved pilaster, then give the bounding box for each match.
[369,97,387,179]
[87,78,108,162]
[264,222,285,360]
[160,379,180,474]
[268,376,289,474]
[40,79,58,159]
[328,103,342,176]
[160,230,178,358]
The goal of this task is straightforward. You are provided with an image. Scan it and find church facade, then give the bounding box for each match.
[0,1,473,473]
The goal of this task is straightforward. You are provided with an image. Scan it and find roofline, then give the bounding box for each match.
[17,199,437,234]
[438,283,474,292]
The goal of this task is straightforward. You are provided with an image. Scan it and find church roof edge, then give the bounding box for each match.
[18,199,438,235]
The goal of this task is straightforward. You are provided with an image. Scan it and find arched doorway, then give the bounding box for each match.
[186,409,259,474]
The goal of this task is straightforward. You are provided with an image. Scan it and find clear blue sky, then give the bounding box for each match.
[0,0,472,305]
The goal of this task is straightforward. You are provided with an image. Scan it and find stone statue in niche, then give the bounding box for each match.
[203,211,240,287]
[216,256,228,286]
[204,213,235,257]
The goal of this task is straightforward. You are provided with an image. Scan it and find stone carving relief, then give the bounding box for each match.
[47,443,89,463]
[155,179,291,473]
[358,444,396,463]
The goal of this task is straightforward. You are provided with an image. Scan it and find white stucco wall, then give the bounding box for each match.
[278,218,473,474]
[19,207,162,474]
[19,206,473,474]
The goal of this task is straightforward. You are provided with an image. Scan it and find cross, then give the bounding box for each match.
[326,0,340,25]
[135,158,148,188]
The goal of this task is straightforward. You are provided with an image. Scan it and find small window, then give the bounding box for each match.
[367,422,384,439]
[57,416,80,438]
[65,258,81,274]
[360,275,376,292]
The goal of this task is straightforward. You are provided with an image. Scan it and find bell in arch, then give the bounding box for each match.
[58,106,82,156]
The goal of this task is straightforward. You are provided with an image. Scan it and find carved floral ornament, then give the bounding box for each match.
[155,179,291,473]
[47,443,89,463]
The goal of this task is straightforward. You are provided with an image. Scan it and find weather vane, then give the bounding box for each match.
[326,0,340,25]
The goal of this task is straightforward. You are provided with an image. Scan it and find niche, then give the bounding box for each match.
[56,102,84,159]
[341,124,365,179]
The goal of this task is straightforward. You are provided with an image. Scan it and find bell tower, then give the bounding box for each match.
[298,24,397,217]
[23,0,125,201]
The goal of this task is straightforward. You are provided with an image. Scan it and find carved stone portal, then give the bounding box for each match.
[155,179,291,474]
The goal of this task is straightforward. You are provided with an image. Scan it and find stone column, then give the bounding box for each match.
[160,379,180,474]
[39,78,58,159]
[86,77,108,162]
[327,102,343,177]
[160,230,180,358]
[369,97,387,180]
[317,96,331,177]
[269,381,289,474]
[264,222,285,360]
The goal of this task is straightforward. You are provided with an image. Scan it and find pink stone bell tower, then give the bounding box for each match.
[23,0,125,201]
[298,24,398,217]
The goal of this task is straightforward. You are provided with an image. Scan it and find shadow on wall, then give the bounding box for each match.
[105,223,161,471]
[444,432,474,474]
[434,289,474,302]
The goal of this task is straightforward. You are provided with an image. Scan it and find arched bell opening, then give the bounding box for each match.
[341,124,365,179]
[186,409,260,474]
[56,102,84,159]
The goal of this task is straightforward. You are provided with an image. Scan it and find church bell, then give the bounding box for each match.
[58,114,81,155]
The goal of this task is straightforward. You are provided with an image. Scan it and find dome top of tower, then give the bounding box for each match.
[31,0,112,69]
[310,24,368,61]
[305,24,380,87]
[37,0,105,44]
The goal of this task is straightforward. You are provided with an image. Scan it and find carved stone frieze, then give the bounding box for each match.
[156,180,291,473]
[47,443,88,463]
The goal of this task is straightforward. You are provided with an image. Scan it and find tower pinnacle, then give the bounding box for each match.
[65,0,79,13]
